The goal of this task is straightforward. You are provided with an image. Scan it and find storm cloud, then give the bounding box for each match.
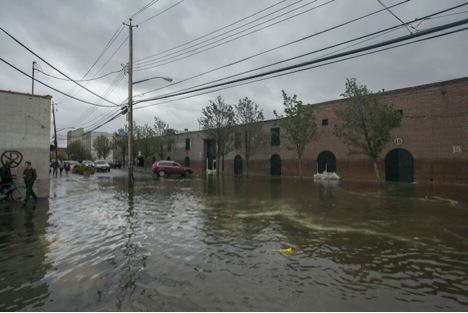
[1,0,467,145]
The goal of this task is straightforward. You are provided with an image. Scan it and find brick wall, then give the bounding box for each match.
[159,77,468,184]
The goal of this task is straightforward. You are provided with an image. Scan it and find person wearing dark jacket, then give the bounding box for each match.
[23,161,37,203]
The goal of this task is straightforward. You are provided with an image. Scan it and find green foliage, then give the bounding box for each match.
[274,90,317,177]
[234,97,265,175]
[199,96,236,175]
[93,135,111,159]
[333,78,402,180]
[72,165,95,175]
[152,117,175,160]
[112,127,128,166]
[66,140,91,161]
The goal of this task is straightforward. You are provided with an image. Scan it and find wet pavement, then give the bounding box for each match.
[0,169,468,311]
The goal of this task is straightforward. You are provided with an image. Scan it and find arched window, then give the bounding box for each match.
[317,151,336,173]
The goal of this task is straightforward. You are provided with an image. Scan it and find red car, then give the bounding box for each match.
[152,161,193,177]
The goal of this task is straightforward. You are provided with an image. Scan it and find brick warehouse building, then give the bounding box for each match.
[149,76,468,185]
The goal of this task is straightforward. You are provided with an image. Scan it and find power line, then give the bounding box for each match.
[134,0,288,63]
[376,0,415,34]
[139,2,467,100]
[134,18,468,104]
[0,57,118,108]
[54,24,125,103]
[0,26,120,106]
[133,0,411,97]
[62,72,127,128]
[130,0,161,18]
[135,25,468,111]
[36,68,122,82]
[139,0,186,25]
[136,0,310,64]
[134,0,333,70]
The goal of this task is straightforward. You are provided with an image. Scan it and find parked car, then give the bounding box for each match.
[152,161,193,177]
[109,160,122,169]
[82,160,94,168]
[95,160,111,172]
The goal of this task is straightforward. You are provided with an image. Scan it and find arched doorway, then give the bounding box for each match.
[184,156,190,167]
[270,154,281,176]
[385,148,414,183]
[234,155,243,175]
[317,151,336,173]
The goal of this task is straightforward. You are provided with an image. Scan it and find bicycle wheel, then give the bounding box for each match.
[10,187,24,202]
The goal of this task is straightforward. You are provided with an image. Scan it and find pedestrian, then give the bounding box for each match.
[59,160,64,175]
[52,160,58,177]
[23,161,37,204]
[65,162,71,175]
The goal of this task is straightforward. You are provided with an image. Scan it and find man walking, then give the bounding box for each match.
[23,161,37,203]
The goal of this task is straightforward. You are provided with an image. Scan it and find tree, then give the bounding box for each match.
[112,127,128,167]
[153,117,174,160]
[199,96,236,176]
[139,124,156,162]
[234,97,265,176]
[274,90,317,178]
[66,140,91,161]
[93,135,111,159]
[334,78,402,181]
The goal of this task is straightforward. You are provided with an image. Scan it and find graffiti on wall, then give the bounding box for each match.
[1,150,23,168]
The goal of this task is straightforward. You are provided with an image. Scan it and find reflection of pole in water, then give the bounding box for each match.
[115,190,147,310]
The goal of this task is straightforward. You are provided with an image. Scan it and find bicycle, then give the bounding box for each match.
[0,181,25,202]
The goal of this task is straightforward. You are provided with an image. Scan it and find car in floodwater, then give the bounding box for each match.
[94,160,111,172]
[82,160,94,168]
[152,161,193,177]
[108,160,122,169]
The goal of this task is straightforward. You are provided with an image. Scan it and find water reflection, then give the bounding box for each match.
[0,173,467,311]
[0,202,50,311]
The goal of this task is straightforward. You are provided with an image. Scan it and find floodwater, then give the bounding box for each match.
[1,170,467,311]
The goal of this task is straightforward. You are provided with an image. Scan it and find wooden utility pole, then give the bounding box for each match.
[124,19,138,187]
[32,61,36,94]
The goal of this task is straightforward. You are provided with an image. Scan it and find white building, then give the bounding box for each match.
[0,90,51,198]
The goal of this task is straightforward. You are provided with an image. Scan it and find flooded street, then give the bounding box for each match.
[1,170,468,311]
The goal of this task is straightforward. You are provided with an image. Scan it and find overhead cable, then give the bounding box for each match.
[0,57,118,108]
[134,0,412,97]
[134,0,288,63]
[134,18,468,104]
[134,0,334,70]
[0,26,120,106]
[137,2,468,99]
[135,25,468,110]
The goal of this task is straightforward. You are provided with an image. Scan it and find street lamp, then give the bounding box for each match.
[57,127,76,132]
[133,76,173,85]
[127,73,173,187]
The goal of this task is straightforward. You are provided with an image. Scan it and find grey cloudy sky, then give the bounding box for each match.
[1,0,467,145]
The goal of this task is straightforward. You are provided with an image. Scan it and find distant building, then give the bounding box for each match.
[0,90,52,198]
[149,76,468,185]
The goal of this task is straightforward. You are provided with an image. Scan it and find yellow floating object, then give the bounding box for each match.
[277,247,293,253]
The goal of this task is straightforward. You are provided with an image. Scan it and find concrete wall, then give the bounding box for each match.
[0,90,51,198]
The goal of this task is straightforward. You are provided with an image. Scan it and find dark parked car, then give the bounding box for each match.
[151,161,193,177]
[109,160,122,169]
